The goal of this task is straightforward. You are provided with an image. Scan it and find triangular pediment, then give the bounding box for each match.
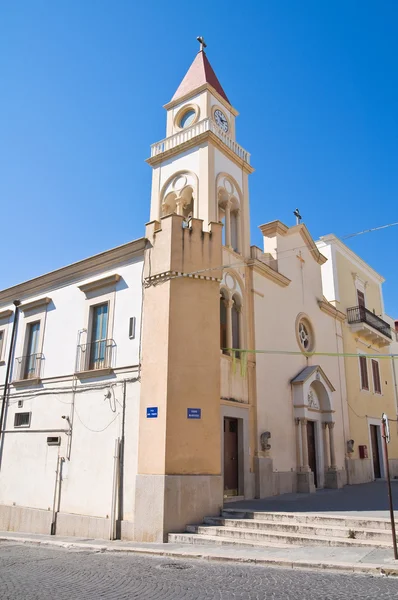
[291,365,335,392]
[259,221,327,266]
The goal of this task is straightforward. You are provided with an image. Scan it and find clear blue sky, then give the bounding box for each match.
[1,1,397,315]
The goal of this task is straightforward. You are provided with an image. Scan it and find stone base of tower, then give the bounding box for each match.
[133,474,223,542]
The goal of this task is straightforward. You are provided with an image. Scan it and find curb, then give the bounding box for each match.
[1,535,398,577]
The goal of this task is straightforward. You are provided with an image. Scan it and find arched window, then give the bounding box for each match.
[232,295,241,357]
[220,292,228,354]
[230,211,239,253]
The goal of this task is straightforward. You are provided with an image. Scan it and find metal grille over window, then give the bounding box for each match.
[14,412,31,428]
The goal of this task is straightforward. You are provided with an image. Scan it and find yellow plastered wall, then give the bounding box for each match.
[336,251,398,460]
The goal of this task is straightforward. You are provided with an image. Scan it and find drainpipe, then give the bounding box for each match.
[0,300,21,446]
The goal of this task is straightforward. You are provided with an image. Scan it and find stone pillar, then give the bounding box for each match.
[225,202,231,247]
[176,198,183,216]
[226,299,233,355]
[301,418,309,471]
[237,303,243,355]
[295,418,303,470]
[328,422,337,469]
[322,423,330,470]
[236,210,242,254]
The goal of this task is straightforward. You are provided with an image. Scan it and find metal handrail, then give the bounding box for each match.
[76,339,115,372]
[347,306,392,339]
[14,353,44,380]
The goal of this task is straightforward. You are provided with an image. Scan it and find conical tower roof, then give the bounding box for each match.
[171,50,230,104]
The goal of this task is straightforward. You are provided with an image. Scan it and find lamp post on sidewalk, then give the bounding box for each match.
[381,412,398,560]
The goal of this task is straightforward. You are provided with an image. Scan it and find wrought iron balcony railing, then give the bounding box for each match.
[75,339,115,373]
[347,306,392,339]
[14,353,44,381]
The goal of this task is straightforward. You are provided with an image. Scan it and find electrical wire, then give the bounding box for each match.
[73,404,120,433]
[6,377,139,403]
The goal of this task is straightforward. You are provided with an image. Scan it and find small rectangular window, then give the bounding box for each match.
[372,359,382,394]
[0,330,4,358]
[14,412,31,428]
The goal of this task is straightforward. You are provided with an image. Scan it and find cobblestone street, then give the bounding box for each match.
[1,542,398,599]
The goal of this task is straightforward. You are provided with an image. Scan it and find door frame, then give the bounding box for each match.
[367,417,385,479]
[221,405,250,498]
[306,420,318,488]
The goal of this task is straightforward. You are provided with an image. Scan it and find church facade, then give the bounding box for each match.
[0,45,397,542]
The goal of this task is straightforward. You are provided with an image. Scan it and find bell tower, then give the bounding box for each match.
[147,38,254,258]
[134,41,254,542]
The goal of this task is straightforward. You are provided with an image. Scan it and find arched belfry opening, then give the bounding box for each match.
[160,172,197,220]
[217,175,242,254]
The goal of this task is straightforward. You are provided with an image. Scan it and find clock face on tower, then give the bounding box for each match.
[214,109,229,133]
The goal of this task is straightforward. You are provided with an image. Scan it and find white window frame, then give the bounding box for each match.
[354,275,367,307]
[0,328,5,363]
[0,309,13,365]
[14,411,32,428]
[16,297,51,381]
[78,274,119,372]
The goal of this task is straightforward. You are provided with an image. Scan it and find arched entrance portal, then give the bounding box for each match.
[291,366,337,493]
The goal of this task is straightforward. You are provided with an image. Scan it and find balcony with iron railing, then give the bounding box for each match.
[13,353,44,385]
[347,305,392,346]
[75,339,115,377]
[150,118,251,164]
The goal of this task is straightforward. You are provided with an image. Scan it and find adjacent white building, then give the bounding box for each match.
[0,238,144,538]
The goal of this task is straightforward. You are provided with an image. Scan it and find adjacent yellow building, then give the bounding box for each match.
[317,235,398,483]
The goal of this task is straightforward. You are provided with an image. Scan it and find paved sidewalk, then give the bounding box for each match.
[225,480,398,518]
[1,529,398,576]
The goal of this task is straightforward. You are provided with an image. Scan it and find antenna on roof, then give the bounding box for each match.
[293,208,302,225]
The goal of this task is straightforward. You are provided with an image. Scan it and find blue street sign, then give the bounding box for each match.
[187,408,201,419]
[146,407,158,418]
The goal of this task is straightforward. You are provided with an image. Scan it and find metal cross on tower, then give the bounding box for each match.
[197,36,207,52]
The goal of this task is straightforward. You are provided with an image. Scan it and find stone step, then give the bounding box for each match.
[202,517,393,542]
[184,525,392,548]
[221,509,393,531]
[168,532,293,549]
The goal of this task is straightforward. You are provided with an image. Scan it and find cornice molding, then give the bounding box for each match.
[317,234,384,283]
[259,221,289,237]
[0,238,146,308]
[146,130,254,174]
[20,297,51,312]
[0,309,13,320]
[247,258,291,287]
[259,220,327,265]
[318,299,346,322]
[78,274,121,294]
[163,83,239,116]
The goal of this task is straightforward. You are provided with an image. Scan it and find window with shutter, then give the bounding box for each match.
[357,290,365,308]
[359,355,369,390]
[372,359,381,394]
